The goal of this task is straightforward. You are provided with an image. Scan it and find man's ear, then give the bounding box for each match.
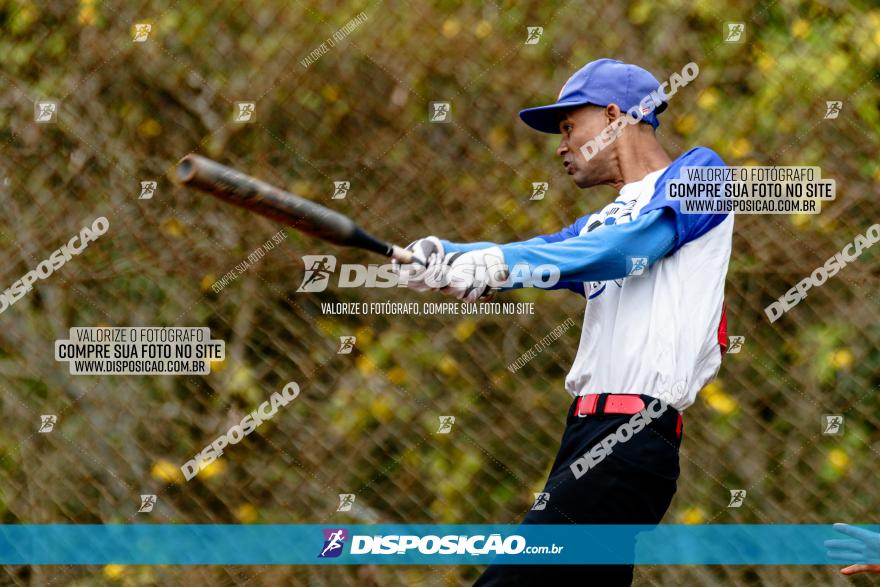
[605,103,623,124]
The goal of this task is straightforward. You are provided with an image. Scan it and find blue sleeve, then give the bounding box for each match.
[639,146,730,252]
[441,225,591,295]
[534,216,592,243]
[441,237,546,254]
[498,208,676,289]
[440,213,592,254]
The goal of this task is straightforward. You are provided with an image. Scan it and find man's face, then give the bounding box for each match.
[556,105,618,188]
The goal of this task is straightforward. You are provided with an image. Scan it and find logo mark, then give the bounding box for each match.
[529,182,548,201]
[824,101,842,120]
[728,489,746,508]
[297,255,337,292]
[138,494,157,513]
[234,102,256,123]
[724,22,745,43]
[38,415,57,433]
[35,101,58,123]
[531,492,550,511]
[332,181,350,200]
[337,336,356,354]
[524,27,543,45]
[727,335,745,354]
[628,256,648,276]
[133,23,152,42]
[318,528,348,558]
[139,181,157,200]
[822,415,844,436]
[337,494,356,512]
[429,102,451,123]
[437,416,455,434]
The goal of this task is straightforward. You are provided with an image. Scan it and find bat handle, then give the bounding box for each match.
[389,245,417,264]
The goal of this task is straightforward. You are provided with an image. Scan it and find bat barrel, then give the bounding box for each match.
[176,156,197,184]
[176,154,400,258]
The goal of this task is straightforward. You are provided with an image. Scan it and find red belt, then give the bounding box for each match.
[573,394,646,417]
[573,393,683,439]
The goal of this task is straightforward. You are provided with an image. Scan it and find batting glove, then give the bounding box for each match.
[426,246,510,303]
[392,236,445,292]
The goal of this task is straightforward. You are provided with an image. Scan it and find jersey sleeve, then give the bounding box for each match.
[441,237,546,254]
[534,215,592,243]
[498,208,677,289]
[440,217,595,295]
[638,146,730,253]
[441,212,595,253]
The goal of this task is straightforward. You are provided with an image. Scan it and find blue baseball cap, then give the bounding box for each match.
[519,58,668,133]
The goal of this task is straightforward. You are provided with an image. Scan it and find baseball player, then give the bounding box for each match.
[396,58,733,585]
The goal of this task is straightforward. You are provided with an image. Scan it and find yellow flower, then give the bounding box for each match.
[831,349,853,370]
[729,138,752,159]
[475,20,492,39]
[161,218,184,238]
[230,364,255,390]
[455,321,477,342]
[866,11,880,52]
[708,394,737,415]
[200,274,216,291]
[442,18,460,38]
[78,0,98,25]
[702,381,738,415]
[10,4,37,33]
[356,355,377,376]
[790,214,811,229]
[680,506,706,524]
[103,564,126,579]
[488,126,507,150]
[138,118,162,138]
[817,215,836,234]
[791,19,810,39]
[673,114,697,135]
[151,459,183,484]
[321,85,340,103]
[757,54,776,73]
[697,88,720,111]
[828,449,850,474]
[236,504,258,523]
[355,326,374,346]
[827,53,849,77]
[200,459,226,480]
[438,355,457,376]
[370,396,394,423]
[628,1,653,25]
[387,366,407,385]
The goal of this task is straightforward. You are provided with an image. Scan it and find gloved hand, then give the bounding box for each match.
[392,236,445,292]
[426,246,510,303]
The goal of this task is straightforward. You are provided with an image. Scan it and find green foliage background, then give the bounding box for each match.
[1,0,879,585]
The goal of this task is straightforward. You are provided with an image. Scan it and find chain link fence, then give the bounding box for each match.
[1,0,880,585]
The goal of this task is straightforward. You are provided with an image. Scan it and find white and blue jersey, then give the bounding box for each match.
[442,147,733,410]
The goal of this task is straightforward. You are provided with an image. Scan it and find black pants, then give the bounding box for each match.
[474,395,681,586]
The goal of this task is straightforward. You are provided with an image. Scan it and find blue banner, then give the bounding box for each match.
[0,524,876,565]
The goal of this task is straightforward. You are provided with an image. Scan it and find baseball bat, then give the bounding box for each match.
[175,155,414,263]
